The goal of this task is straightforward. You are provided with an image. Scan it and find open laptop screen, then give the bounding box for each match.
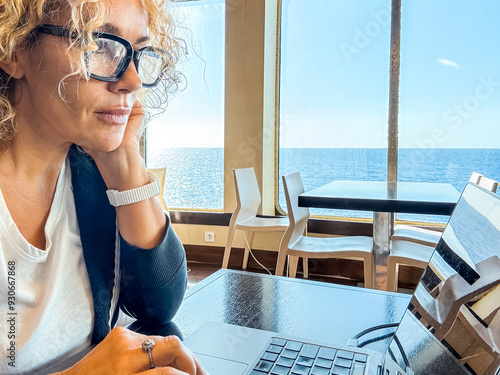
[387,183,500,375]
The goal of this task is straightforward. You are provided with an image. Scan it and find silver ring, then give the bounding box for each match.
[142,338,156,369]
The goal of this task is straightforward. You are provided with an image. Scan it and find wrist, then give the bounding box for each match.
[106,172,160,207]
[92,148,149,191]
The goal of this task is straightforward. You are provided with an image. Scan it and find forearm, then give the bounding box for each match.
[93,148,166,248]
[119,226,187,323]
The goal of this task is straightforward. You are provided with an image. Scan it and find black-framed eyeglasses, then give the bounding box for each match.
[35,24,167,88]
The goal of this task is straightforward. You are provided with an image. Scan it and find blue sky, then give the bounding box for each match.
[148,0,500,150]
[280,0,500,148]
[148,0,225,150]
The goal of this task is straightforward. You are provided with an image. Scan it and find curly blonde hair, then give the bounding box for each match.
[0,0,183,152]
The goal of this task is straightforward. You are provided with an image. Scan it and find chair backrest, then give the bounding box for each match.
[478,176,499,193]
[147,167,168,211]
[233,168,262,222]
[469,172,498,193]
[282,172,311,246]
[469,172,483,184]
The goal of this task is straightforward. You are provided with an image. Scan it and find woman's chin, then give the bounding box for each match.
[79,137,124,154]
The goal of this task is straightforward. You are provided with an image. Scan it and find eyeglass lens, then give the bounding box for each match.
[139,51,164,85]
[87,37,163,85]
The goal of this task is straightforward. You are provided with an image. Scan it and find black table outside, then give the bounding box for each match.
[298,180,459,215]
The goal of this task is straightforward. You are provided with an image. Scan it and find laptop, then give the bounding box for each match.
[184,182,500,375]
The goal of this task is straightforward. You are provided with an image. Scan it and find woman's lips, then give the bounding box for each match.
[95,108,131,125]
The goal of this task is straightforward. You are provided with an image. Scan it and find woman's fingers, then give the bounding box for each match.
[62,327,208,375]
[115,330,205,374]
[138,334,210,375]
[138,368,189,375]
[147,335,197,372]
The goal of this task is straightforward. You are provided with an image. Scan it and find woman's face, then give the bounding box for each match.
[14,0,149,152]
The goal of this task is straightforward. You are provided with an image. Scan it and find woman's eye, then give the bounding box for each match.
[95,40,113,54]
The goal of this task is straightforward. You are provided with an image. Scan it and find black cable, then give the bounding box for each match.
[388,347,397,364]
[357,332,395,348]
[392,334,410,369]
[352,322,413,374]
[352,322,400,340]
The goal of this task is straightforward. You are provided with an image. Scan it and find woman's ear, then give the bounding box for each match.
[0,52,26,80]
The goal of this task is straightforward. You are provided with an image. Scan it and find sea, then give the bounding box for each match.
[146,148,500,223]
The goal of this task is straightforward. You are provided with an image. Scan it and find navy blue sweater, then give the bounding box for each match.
[68,145,187,344]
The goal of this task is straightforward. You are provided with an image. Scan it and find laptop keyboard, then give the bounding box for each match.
[250,338,368,375]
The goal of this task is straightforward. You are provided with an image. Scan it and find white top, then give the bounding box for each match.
[0,158,94,373]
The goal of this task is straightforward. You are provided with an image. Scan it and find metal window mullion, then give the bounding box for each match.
[374,0,402,288]
[387,0,401,183]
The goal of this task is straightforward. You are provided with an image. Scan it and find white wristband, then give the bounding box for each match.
[106,173,160,207]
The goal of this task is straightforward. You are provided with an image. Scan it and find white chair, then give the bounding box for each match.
[222,168,289,270]
[147,168,169,215]
[387,173,498,292]
[391,172,484,247]
[387,240,436,292]
[410,255,500,341]
[275,172,374,288]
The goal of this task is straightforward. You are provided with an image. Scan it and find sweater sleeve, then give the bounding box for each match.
[118,214,188,325]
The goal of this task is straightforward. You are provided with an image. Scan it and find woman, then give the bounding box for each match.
[0,0,206,373]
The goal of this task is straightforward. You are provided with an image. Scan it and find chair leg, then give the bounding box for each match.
[289,256,299,278]
[303,258,309,279]
[364,256,374,289]
[242,231,255,269]
[386,257,398,292]
[222,225,237,269]
[275,242,288,277]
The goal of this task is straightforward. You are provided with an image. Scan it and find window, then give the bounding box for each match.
[278,0,500,223]
[397,0,500,222]
[278,0,391,218]
[146,0,225,210]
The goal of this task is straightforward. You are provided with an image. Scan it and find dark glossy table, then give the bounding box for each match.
[40,269,411,374]
[173,270,410,354]
[298,181,459,215]
[299,181,460,289]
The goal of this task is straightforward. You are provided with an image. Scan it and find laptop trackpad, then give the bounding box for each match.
[184,322,276,374]
[193,353,248,375]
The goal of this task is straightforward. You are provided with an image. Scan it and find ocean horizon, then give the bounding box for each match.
[146,147,500,222]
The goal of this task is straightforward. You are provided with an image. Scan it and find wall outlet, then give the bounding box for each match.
[204,231,215,242]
